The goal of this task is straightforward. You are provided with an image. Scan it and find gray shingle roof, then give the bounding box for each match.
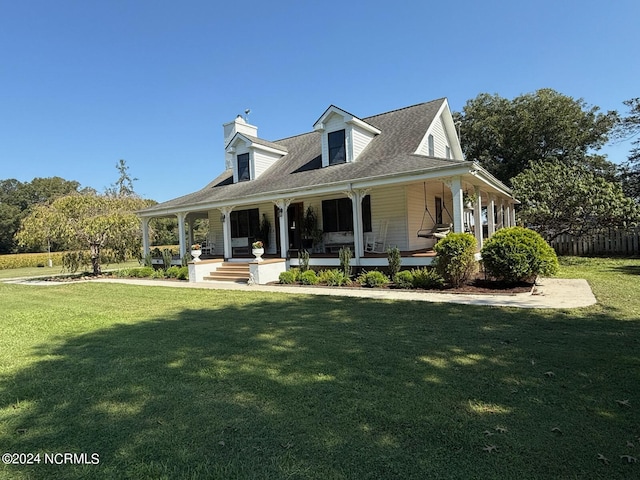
[141,98,470,213]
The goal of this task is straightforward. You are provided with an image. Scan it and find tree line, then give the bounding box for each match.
[454,88,640,240]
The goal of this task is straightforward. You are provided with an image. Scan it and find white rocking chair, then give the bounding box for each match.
[364,220,389,253]
[201,233,216,255]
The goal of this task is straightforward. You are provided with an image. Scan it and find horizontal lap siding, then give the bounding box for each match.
[352,125,375,159]
[407,182,454,250]
[253,150,281,179]
[417,115,450,158]
[369,186,408,250]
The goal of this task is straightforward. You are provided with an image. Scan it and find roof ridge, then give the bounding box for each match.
[271,98,445,144]
[363,98,446,121]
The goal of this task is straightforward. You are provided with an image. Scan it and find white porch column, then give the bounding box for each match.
[446,176,464,233]
[219,206,234,260]
[497,199,504,229]
[505,204,512,227]
[274,199,292,258]
[141,217,150,257]
[473,186,483,249]
[510,203,516,226]
[345,189,366,264]
[176,212,187,257]
[187,215,195,248]
[487,194,496,237]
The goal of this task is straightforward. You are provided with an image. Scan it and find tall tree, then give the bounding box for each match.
[616,98,640,200]
[16,193,152,274]
[455,89,619,185]
[106,159,138,197]
[512,162,639,241]
[0,177,85,253]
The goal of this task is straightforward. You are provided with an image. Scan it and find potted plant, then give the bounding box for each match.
[252,240,264,262]
[191,243,202,262]
[302,207,323,252]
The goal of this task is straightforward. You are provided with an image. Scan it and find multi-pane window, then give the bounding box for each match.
[328,130,346,165]
[230,208,260,238]
[321,195,372,232]
[428,134,435,156]
[237,153,250,181]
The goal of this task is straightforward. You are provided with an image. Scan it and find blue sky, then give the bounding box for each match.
[1,0,638,202]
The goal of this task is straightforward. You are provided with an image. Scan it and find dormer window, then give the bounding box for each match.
[237,153,250,182]
[314,105,381,168]
[328,130,346,165]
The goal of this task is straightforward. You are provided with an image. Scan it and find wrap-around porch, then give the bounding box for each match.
[140,176,517,270]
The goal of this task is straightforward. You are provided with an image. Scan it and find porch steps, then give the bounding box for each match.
[203,262,251,283]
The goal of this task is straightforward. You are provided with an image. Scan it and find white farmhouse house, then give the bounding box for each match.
[138,98,516,283]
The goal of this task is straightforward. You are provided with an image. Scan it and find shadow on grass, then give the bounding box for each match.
[1,292,639,479]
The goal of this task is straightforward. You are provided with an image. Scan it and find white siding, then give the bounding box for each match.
[407,182,454,250]
[253,149,281,179]
[368,186,408,250]
[207,210,224,255]
[416,114,451,158]
[352,124,376,160]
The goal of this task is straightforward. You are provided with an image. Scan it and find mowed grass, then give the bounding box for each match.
[0,258,638,479]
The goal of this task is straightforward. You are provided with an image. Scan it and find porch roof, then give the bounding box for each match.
[140,99,512,216]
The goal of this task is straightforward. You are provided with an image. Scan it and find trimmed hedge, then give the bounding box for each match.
[481,227,559,283]
[0,252,65,270]
[433,232,478,287]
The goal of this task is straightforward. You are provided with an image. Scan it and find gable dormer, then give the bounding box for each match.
[415,99,464,160]
[226,132,288,183]
[313,105,381,167]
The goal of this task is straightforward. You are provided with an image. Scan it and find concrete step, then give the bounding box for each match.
[203,262,250,283]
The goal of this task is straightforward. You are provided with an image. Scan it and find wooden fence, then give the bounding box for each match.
[550,228,640,256]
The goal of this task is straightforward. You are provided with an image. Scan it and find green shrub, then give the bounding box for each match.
[165,266,180,278]
[129,267,155,278]
[299,269,319,285]
[150,269,167,279]
[298,250,310,272]
[393,270,414,289]
[481,226,559,283]
[357,270,390,288]
[433,232,478,287]
[339,247,352,278]
[289,268,301,281]
[176,267,188,280]
[162,249,173,269]
[387,246,402,278]
[318,269,350,286]
[411,267,445,289]
[279,271,297,284]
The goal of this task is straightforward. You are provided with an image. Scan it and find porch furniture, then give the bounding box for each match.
[364,220,389,253]
[417,223,452,239]
[324,242,355,254]
[201,233,216,255]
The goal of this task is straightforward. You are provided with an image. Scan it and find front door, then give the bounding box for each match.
[274,203,304,257]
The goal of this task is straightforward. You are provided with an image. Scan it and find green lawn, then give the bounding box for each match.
[0,258,638,479]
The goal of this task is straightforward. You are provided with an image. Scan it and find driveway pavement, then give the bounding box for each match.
[8,276,594,309]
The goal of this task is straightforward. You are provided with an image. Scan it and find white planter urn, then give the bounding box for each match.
[252,247,264,262]
[191,249,202,262]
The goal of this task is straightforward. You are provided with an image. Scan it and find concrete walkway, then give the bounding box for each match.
[5,276,597,309]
